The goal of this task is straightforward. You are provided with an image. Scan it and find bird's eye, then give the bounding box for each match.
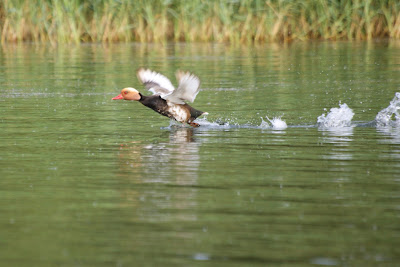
[124,91,128,94]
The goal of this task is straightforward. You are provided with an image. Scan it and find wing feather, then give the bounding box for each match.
[162,71,200,104]
[137,68,175,96]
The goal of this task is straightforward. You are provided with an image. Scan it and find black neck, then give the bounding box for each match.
[138,93,145,102]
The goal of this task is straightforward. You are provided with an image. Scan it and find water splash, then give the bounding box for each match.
[260,118,270,129]
[163,94,400,131]
[317,103,354,128]
[164,116,287,130]
[260,116,288,130]
[193,118,233,129]
[164,118,231,130]
[375,92,400,127]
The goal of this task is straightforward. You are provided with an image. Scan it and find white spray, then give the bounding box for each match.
[317,103,354,128]
[375,92,400,127]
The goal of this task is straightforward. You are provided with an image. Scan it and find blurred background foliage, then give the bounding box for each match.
[0,0,400,44]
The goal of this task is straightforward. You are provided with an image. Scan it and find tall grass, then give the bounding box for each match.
[1,0,400,44]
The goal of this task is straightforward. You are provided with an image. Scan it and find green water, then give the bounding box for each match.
[1,42,400,266]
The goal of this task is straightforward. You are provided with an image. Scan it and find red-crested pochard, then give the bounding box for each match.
[112,68,207,127]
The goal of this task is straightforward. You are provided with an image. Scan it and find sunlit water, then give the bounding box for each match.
[1,42,400,266]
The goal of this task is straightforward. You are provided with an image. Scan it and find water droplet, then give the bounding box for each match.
[310,257,339,266]
[192,253,210,261]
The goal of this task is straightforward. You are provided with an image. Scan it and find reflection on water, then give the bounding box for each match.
[116,128,200,222]
[117,127,199,183]
[320,127,354,170]
[376,126,400,144]
[376,127,400,161]
[319,126,354,144]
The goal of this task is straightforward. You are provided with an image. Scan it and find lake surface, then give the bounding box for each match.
[1,41,400,266]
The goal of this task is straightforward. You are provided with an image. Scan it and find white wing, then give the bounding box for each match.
[162,71,200,104]
[137,68,175,96]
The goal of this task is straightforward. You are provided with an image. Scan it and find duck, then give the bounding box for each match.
[112,68,208,127]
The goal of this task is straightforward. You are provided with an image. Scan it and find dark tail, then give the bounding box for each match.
[187,105,208,120]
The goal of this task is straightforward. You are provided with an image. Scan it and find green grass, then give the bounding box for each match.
[1,0,400,43]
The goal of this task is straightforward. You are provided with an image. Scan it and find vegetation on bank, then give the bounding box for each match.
[1,0,400,44]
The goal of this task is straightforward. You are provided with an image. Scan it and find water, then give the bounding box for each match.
[1,41,400,266]
[317,103,354,128]
[376,92,400,127]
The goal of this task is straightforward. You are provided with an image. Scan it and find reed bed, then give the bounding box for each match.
[1,0,400,44]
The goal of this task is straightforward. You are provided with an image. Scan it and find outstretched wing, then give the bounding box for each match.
[137,68,175,96]
[162,70,200,104]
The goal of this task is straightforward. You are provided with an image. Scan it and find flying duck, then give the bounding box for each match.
[112,68,207,127]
